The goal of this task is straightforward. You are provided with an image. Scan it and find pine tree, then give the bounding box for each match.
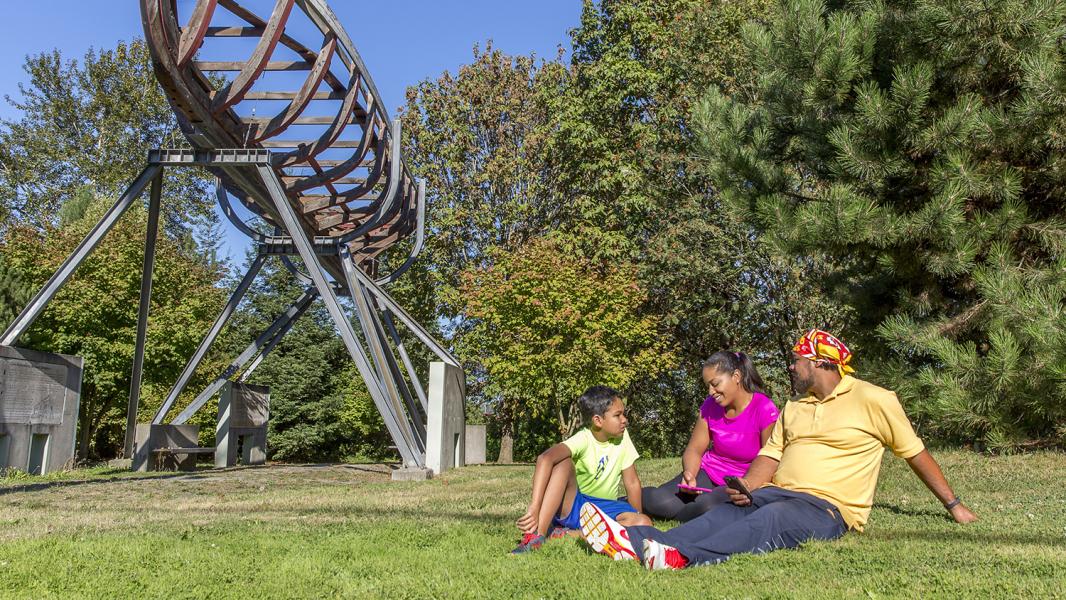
[695,0,1066,450]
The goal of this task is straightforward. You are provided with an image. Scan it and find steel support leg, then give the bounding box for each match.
[256,165,423,467]
[172,287,317,425]
[1,165,162,346]
[382,308,428,412]
[343,246,422,458]
[342,251,423,455]
[152,254,267,423]
[346,265,460,367]
[124,170,164,457]
[352,274,426,451]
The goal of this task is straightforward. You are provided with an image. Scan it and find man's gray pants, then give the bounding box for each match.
[626,486,848,566]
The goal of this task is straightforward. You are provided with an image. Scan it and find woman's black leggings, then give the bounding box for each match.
[641,470,730,522]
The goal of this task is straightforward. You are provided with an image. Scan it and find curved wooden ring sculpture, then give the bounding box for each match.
[140,0,422,279]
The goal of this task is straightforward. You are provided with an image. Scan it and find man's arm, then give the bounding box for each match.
[621,464,643,513]
[905,449,977,524]
[516,443,572,533]
[727,455,780,506]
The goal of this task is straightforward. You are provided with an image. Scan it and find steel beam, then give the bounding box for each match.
[382,309,428,412]
[172,287,317,425]
[152,254,267,424]
[256,164,422,466]
[124,171,164,457]
[1,165,162,346]
[240,286,316,382]
[346,258,425,452]
[347,265,460,367]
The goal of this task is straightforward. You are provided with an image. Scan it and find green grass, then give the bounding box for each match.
[1,451,1064,599]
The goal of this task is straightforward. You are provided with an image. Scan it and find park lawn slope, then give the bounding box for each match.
[0,451,1063,599]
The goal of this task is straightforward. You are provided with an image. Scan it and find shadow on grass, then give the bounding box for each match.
[0,463,392,496]
[873,502,948,519]
[867,526,1063,548]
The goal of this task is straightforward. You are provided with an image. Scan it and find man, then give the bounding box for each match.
[580,328,978,569]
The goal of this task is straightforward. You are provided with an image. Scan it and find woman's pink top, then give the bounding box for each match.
[698,392,780,485]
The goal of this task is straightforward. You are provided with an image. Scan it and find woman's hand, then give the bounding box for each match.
[682,471,698,487]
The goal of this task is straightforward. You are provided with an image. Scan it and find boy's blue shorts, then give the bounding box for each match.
[554,490,637,530]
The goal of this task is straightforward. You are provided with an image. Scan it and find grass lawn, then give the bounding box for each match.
[1,450,1064,599]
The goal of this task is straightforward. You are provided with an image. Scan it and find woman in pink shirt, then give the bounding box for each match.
[641,351,780,521]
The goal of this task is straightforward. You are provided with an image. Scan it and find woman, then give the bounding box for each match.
[641,351,779,521]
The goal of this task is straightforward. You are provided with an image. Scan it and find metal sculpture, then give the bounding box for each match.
[0,0,461,470]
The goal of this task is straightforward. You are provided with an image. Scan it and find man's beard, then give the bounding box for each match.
[790,372,813,396]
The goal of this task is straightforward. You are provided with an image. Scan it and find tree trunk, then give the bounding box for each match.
[77,400,96,461]
[496,399,515,463]
[497,429,514,464]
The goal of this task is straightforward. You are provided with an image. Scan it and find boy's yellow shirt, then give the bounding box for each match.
[562,428,639,500]
[758,375,925,531]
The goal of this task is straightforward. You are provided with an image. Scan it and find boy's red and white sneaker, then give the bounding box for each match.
[510,532,545,554]
[579,502,636,561]
[642,539,689,570]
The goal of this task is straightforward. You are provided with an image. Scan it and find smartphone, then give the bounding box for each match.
[723,476,753,502]
[677,483,715,495]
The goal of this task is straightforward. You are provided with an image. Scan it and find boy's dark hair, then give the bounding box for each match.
[578,385,621,424]
[702,351,766,393]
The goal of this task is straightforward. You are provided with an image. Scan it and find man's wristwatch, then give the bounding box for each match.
[944,496,962,510]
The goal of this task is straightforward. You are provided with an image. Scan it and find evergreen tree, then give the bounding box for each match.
[695,0,1066,450]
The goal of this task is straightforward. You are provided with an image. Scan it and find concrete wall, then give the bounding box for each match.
[464,424,486,465]
[425,361,466,475]
[216,381,269,468]
[0,345,83,475]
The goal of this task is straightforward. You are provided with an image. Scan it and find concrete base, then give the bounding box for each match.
[426,361,466,475]
[464,424,486,465]
[131,424,201,471]
[216,382,269,468]
[391,467,433,481]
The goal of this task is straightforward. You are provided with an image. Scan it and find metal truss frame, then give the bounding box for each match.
[1,149,448,468]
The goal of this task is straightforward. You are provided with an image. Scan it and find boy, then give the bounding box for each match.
[512,385,651,554]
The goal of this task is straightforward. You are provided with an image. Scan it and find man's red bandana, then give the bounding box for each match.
[793,329,855,377]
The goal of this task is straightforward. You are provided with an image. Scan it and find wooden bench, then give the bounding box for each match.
[152,447,215,456]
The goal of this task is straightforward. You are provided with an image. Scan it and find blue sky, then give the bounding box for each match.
[0,0,581,264]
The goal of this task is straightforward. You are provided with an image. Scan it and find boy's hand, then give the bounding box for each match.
[516,507,539,534]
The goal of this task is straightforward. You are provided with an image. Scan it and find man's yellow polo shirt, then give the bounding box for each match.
[758,375,925,531]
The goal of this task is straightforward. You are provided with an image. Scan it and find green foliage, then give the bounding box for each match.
[0,40,214,236]
[399,43,569,321]
[0,250,32,327]
[2,192,225,459]
[458,236,674,438]
[561,0,844,454]
[695,0,1066,448]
